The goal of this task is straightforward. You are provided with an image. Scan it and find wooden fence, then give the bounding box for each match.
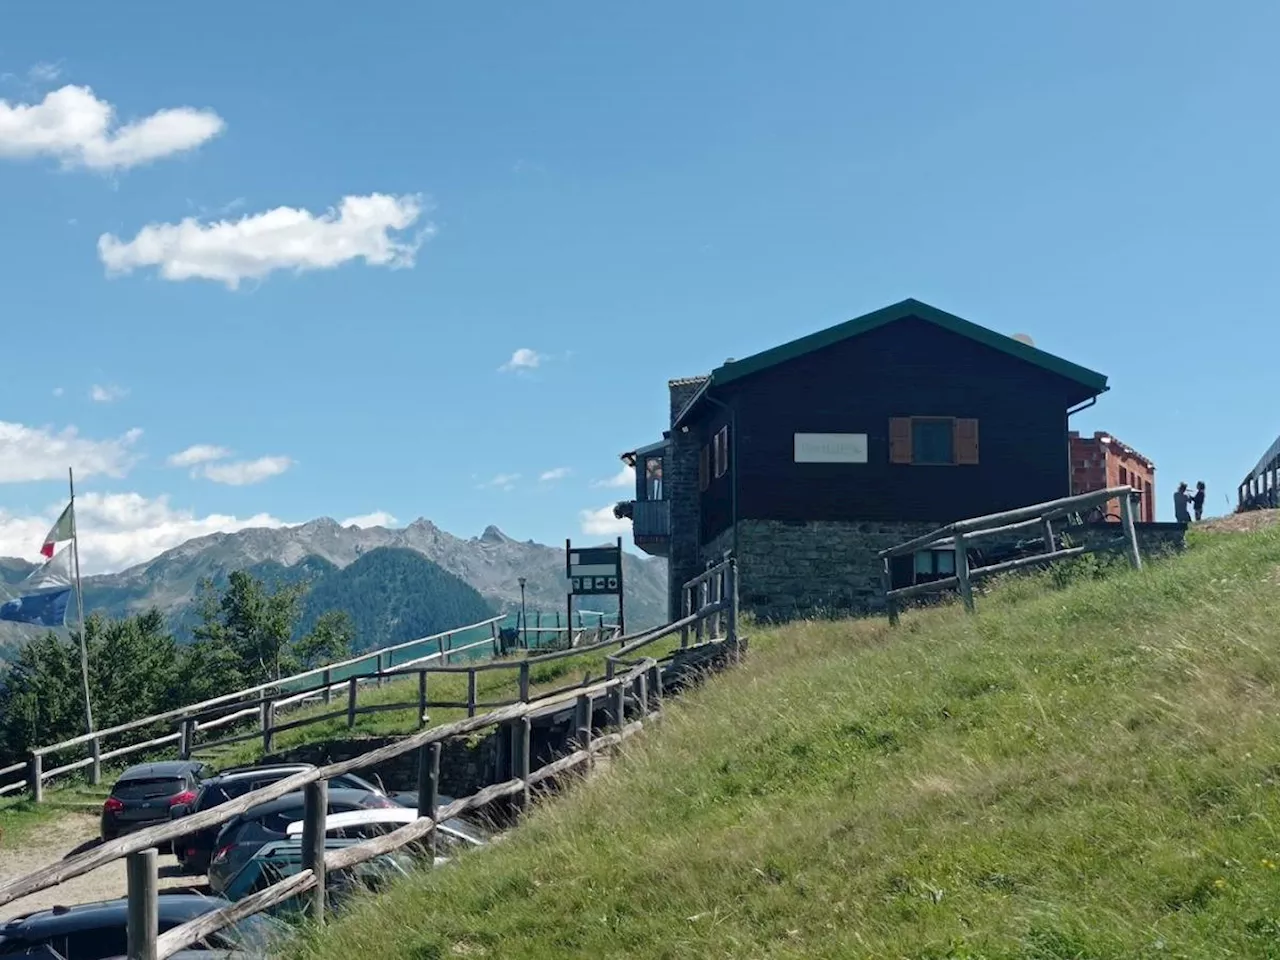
[879,485,1144,623]
[0,560,740,960]
[0,614,621,802]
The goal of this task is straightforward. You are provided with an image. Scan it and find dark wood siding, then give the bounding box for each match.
[694,317,1082,528]
[699,407,733,543]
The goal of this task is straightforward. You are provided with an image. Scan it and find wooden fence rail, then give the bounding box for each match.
[1,617,626,801]
[0,560,740,960]
[879,486,1143,623]
[0,614,621,800]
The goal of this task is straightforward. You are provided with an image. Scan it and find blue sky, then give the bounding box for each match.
[0,1,1275,572]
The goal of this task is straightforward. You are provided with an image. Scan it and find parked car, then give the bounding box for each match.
[219,835,418,907]
[170,763,387,874]
[0,892,286,960]
[206,788,396,895]
[283,807,490,854]
[100,761,213,842]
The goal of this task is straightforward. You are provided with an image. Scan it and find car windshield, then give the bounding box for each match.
[112,776,183,800]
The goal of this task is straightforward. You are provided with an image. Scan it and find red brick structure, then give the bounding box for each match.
[1069,431,1156,522]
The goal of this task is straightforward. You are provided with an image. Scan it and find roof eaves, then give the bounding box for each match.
[709,297,1109,396]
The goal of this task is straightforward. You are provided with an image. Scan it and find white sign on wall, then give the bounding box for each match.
[794,432,868,463]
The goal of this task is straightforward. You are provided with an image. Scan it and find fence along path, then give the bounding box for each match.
[879,484,1144,622]
[0,612,621,801]
[0,560,740,960]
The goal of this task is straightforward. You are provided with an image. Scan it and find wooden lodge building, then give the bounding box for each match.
[615,298,1126,622]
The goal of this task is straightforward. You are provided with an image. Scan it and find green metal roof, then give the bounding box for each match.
[674,298,1108,426]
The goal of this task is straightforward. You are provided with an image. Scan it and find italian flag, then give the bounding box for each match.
[41,502,74,558]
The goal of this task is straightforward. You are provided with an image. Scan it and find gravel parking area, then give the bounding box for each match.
[0,812,203,922]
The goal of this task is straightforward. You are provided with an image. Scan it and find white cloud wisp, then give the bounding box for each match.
[0,84,224,171]
[539,467,571,482]
[166,445,291,485]
[593,464,634,489]
[90,383,128,403]
[579,504,632,537]
[0,420,141,483]
[478,473,520,492]
[166,444,231,468]
[500,348,542,373]
[341,511,398,529]
[99,193,430,289]
[0,492,288,575]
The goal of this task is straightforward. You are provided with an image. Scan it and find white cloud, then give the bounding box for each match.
[90,383,128,403]
[580,504,632,537]
[98,193,430,290]
[166,444,231,468]
[341,511,398,529]
[539,467,571,482]
[199,456,292,486]
[593,464,634,489]
[499,348,542,372]
[478,473,520,492]
[0,84,224,171]
[0,492,289,574]
[28,62,62,84]
[0,420,141,483]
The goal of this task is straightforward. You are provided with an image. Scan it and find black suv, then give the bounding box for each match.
[0,893,286,960]
[100,761,212,842]
[170,763,387,874]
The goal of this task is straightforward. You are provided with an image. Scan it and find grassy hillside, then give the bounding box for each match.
[288,523,1280,959]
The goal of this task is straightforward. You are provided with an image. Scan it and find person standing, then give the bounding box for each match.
[1192,481,1206,521]
[1173,482,1192,523]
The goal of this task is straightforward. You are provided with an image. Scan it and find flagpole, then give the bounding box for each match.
[68,467,94,737]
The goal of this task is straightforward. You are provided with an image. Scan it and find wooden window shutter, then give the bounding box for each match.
[955,418,979,465]
[889,418,912,464]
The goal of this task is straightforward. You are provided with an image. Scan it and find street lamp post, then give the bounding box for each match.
[517,577,528,650]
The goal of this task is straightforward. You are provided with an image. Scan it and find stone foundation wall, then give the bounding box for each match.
[705,517,1188,625]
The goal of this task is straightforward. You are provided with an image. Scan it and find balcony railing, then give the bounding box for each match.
[631,499,671,539]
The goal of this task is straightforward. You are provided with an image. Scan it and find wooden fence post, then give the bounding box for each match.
[260,699,274,754]
[954,532,975,613]
[882,556,899,626]
[322,668,332,705]
[417,670,429,728]
[178,722,191,761]
[28,753,42,803]
[126,847,158,960]
[346,677,358,729]
[467,670,477,718]
[1041,518,1056,553]
[519,661,531,702]
[574,694,592,755]
[636,673,649,718]
[681,584,692,649]
[1120,492,1143,569]
[90,737,102,785]
[518,716,532,809]
[376,653,385,688]
[726,561,740,662]
[442,633,453,667]
[418,742,441,857]
[610,682,626,729]
[301,780,328,925]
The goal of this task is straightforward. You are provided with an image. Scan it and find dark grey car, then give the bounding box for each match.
[0,893,286,959]
[100,760,212,841]
[207,788,396,895]
[170,763,386,874]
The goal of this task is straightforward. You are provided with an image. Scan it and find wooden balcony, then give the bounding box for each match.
[622,499,670,557]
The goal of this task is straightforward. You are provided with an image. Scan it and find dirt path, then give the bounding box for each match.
[0,812,200,922]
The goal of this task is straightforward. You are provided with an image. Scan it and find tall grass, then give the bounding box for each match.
[285,525,1280,959]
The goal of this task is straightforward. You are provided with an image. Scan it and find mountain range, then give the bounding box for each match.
[0,518,667,661]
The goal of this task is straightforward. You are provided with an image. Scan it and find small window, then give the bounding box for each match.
[911,419,955,465]
[1119,466,1128,485]
[912,548,956,583]
[644,456,663,501]
[713,426,729,478]
[699,446,710,492]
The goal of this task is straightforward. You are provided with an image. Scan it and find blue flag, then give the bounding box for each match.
[0,547,74,627]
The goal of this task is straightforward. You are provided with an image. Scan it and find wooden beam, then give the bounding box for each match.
[954,532,974,613]
[301,780,327,925]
